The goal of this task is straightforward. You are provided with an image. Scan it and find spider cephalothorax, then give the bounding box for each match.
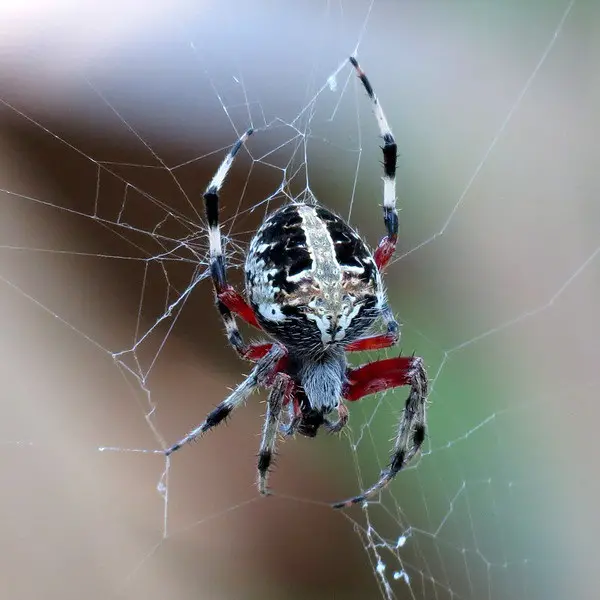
[165,57,429,508]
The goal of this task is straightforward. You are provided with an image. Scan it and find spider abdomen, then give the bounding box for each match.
[245,202,383,352]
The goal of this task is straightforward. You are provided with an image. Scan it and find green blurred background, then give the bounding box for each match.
[0,1,598,599]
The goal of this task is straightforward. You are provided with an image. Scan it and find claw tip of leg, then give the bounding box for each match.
[164,444,179,456]
[332,496,367,510]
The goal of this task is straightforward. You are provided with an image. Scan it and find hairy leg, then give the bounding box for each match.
[203,129,268,360]
[334,356,428,508]
[350,57,398,271]
[165,345,285,455]
[257,372,294,495]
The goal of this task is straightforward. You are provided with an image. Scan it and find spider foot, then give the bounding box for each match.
[332,468,394,509]
[258,484,273,497]
[164,421,211,456]
[324,416,347,434]
[331,496,365,510]
[331,489,374,510]
[164,443,180,457]
[324,418,344,434]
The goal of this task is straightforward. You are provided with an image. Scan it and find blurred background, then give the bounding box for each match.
[0,1,598,599]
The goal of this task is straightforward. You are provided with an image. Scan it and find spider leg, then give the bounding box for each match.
[257,372,294,495]
[350,57,398,271]
[324,401,349,434]
[218,286,261,329]
[165,345,284,456]
[204,128,268,361]
[345,304,399,352]
[333,355,428,509]
[280,393,302,436]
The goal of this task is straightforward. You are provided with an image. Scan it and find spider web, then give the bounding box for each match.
[0,1,596,599]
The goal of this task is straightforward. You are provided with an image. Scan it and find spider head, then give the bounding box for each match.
[288,348,346,433]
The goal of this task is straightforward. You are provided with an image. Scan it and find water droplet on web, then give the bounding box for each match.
[393,571,410,585]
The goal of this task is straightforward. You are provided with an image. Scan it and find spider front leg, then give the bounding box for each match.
[333,355,428,509]
[257,372,294,495]
[350,57,399,271]
[203,128,270,362]
[165,346,285,456]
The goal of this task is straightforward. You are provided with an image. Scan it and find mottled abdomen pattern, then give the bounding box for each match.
[245,202,383,353]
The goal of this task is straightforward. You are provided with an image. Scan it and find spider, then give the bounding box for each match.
[165,57,428,509]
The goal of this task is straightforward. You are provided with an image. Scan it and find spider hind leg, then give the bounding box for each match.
[333,355,428,509]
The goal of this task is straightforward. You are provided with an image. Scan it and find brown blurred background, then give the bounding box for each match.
[0,1,598,599]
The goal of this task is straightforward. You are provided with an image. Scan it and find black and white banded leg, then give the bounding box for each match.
[333,357,428,508]
[165,345,284,456]
[350,57,398,270]
[203,128,259,358]
[257,372,293,495]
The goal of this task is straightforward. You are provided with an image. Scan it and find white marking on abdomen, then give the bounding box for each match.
[297,205,342,288]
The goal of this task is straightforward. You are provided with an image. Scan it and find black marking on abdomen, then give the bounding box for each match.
[248,204,313,295]
[315,206,376,284]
